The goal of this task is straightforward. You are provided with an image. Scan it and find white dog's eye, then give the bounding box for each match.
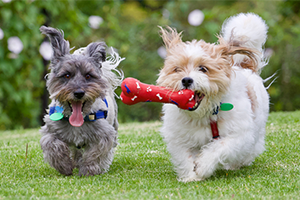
[174,67,182,73]
[199,65,208,73]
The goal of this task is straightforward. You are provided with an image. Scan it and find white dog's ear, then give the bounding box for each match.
[40,26,70,59]
[159,26,182,50]
[85,42,107,67]
[217,36,260,72]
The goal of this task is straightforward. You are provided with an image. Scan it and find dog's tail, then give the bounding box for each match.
[221,13,269,73]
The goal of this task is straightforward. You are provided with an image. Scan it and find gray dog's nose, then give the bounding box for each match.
[182,77,193,88]
[74,90,85,99]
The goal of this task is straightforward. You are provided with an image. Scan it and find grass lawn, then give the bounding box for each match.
[0,111,299,199]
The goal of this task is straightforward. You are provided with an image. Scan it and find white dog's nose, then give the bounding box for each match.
[182,77,193,88]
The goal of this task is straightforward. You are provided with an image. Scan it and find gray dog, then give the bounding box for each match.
[39,26,124,176]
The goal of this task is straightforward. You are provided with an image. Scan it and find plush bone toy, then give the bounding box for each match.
[120,78,201,110]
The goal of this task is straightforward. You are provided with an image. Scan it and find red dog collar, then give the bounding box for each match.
[210,120,220,140]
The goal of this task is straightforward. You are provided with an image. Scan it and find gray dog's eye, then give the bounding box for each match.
[85,74,91,80]
[64,74,71,79]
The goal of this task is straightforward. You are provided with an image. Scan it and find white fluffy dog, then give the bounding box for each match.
[157,13,269,182]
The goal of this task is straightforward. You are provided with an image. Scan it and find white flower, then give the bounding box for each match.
[157,46,167,59]
[163,9,170,19]
[2,0,12,3]
[7,36,23,54]
[188,9,204,26]
[0,28,4,40]
[39,41,53,60]
[88,16,103,29]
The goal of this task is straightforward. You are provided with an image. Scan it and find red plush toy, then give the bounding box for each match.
[120,77,203,111]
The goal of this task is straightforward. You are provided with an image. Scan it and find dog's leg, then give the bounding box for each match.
[243,129,266,166]
[194,130,256,180]
[78,146,114,176]
[77,122,117,176]
[70,147,83,168]
[40,134,74,175]
[166,142,202,182]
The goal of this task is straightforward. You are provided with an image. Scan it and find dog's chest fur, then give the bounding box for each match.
[41,95,117,147]
[161,112,213,148]
[43,118,108,146]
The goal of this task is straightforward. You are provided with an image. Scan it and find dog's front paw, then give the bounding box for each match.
[40,135,75,175]
[178,176,204,183]
[193,160,214,180]
[176,165,204,182]
[78,164,103,176]
[56,161,74,176]
[46,153,74,176]
[193,161,203,176]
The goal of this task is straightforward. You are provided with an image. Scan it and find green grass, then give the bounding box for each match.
[0,111,300,199]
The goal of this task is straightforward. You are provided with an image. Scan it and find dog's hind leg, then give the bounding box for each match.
[40,134,74,175]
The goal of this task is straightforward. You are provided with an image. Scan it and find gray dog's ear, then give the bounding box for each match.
[86,42,107,66]
[40,26,70,59]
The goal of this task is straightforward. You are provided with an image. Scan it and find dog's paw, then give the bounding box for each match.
[51,157,74,176]
[193,161,204,176]
[57,164,74,176]
[178,175,204,182]
[193,160,213,180]
[78,165,103,176]
[193,161,198,172]
[177,167,204,182]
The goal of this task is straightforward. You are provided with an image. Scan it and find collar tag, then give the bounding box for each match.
[220,103,234,111]
[49,106,64,121]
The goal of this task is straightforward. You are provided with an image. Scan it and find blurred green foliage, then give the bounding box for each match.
[0,0,299,130]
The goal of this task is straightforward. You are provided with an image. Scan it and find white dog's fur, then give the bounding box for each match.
[157,13,269,182]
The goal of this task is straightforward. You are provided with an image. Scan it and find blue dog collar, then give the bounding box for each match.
[49,98,108,121]
[84,109,107,121]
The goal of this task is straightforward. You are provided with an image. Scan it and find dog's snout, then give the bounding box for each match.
[182,77,194,88]
[74,90,85,99]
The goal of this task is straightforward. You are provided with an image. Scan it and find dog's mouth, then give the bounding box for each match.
[189,91,205,111]
[68,101,86,127]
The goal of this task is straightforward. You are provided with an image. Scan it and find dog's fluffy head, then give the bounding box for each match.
[40,26,108,122]
[157,26,259,111]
